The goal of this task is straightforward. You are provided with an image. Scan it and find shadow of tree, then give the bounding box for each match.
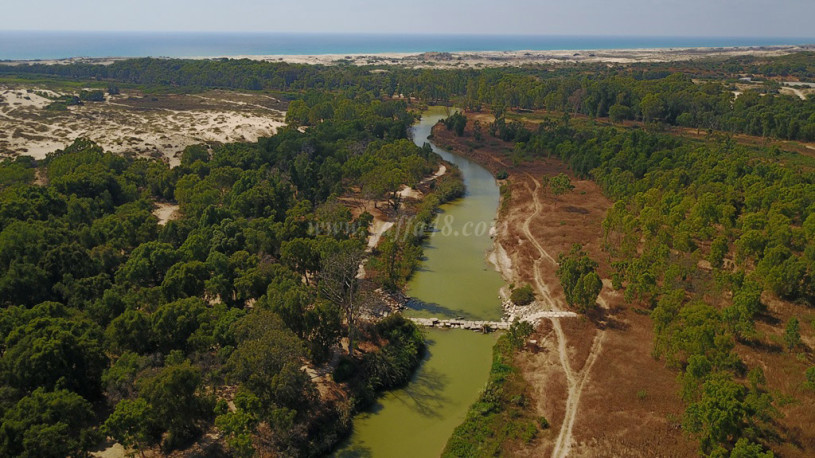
[396,364,450,419]
[406,298,476,320]
[334,443,374,458]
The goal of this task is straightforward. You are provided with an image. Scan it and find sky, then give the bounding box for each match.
[3,0,814,37]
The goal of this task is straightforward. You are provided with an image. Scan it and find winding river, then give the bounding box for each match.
[336,108,505,457]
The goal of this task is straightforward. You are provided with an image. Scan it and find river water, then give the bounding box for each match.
[336,108,505,457]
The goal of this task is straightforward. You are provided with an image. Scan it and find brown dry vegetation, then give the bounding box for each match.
[433,120,700,456]
[436,111,815,456]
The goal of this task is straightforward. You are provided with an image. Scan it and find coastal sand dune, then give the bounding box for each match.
[9,44,811,70]
[0,87,287,165]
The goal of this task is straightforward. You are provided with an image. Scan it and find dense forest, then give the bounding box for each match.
[0,95,462,456]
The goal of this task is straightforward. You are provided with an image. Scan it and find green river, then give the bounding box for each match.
[336,108,505,457]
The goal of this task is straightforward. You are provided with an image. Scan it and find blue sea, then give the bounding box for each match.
[0,31,813,61]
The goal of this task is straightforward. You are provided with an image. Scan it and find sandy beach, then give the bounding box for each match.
[4,44,813,69]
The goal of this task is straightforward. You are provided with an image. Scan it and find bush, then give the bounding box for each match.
[79,90,105,102]
[510,284,535,306]
[443,112,467,136]
[496,170,509,180]
[333,356,356,383]
[507,319,533,350]
[806,366,815,390]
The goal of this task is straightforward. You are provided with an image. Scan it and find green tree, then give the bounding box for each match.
[510,284,535,306]
[729,438,774,458]
[709,236,729,269]
[683,374,752,454]
[548,173,574,197]
[556,244,602,312]
[783,317,800,352]
[609,104,632,123]
[2,310,106,399]
[138,362,212,450]
[573,271,603,312]
[227,311,317,450]
[160,260,208,300]
[0,388,97,458]
[103,398,160,457]
[507,319,534,349]
[150,297,207,353]
[640,93,665,124]
[215,390,260,458]
[280,238,320,285]
[180,144,209,167]
[106,309,153,354]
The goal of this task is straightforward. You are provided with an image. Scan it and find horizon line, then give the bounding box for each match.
[2,30,815,40]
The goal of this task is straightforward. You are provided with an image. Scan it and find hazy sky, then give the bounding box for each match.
[4,0,813,37]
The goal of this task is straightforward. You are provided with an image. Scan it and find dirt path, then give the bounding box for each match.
[520,175,606,458]
[780,86,809,100]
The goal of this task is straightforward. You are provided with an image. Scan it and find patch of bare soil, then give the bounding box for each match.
[153,202,180,225]
[434,119,698,456]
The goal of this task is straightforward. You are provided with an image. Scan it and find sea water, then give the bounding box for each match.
[1,31,813,60]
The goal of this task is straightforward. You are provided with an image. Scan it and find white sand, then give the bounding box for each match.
[153,202,180,225]
[0,86,286,164]
[194,45,814,69]
[4,45,812,70]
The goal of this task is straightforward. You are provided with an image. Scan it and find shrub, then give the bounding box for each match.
[496,170,509,180]
[806,366,815,390]
[332,356,356,383]
[507,319,534,350]
[510,284,535,306]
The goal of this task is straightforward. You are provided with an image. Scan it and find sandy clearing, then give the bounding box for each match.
[153,202,180,225]
[397,185,422,200]
[1,89,53,109]
[397,164,449,199]
[367,220,394,250]
[90,442,125,458]
[780,86,808,100]
[0,86,287,164]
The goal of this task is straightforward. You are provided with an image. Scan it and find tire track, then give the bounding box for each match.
[520,175,606,458]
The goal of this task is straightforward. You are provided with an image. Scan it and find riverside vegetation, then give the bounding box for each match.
[0,94,465,457]
[440,101,815,455]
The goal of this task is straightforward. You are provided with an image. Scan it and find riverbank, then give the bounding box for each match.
[431,118,698,456]
[336,108,505,456]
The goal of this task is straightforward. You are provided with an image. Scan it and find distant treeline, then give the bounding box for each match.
[3,53,815,141]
